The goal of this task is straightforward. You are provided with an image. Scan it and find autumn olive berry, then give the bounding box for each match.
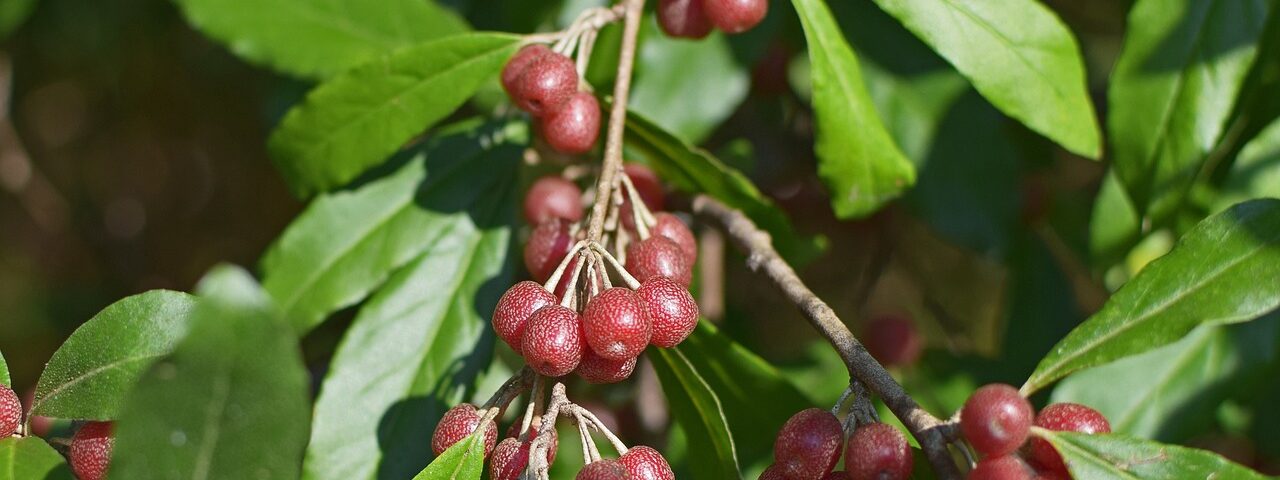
[432,403,498,457]
[1026,403,1110,473]
[657,0,713,39]
[625,236,692,286]
[864,314,923,368]
[576,349,638,384]
[703,0,768,34]
[525,176,583,224]
[493,281,558,354]
[650,212,697,263]
[577,459,634,480]
[522,305,585,377]
[759,464,788,480]
[774,408,843,480]
[491,433,559,480]
[0,386,19,437]
[503,44,552,98]
[582,287,651,361]
[968,455,1034,480]
[618,445,675,480]
[635,276,698,348]
[70,421,115,480]
[960,384,1034,458]
[524,218,573,282]
[543,92,601,154]
[844,423,912,480]
[515,52,579,117]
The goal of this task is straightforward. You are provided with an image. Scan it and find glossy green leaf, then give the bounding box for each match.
[171,0,468,79]
[1109,0,1272,222]
[629,19,748,144]
[31,290,198,420]
[870,0,1100,158]
[0,0,36,39]
[301,144,514,479]
[792,0,915,219]
[0,351,8,387]
[1213,117,1280,212]
[112,266,311,480]
[623,110,823,264]
[409,429,487,480]
[268,33,521,196]
[262,120,524,333]
[1036,430,1269,479]
[1023,198,1280,394]
[1089,169,1143,269]
[650,346,740,479]
[0,437,75,480]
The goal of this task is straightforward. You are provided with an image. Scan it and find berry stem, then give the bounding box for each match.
[589,242,642,289]
[619,173,656,237]
[585,0,644,245]
[573,404,629,455]
[482,366,536,412]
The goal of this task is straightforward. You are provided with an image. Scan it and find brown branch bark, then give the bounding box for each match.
[692,195,962,480]
[585,0,644,243]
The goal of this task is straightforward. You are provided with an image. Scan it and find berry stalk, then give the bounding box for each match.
[585,0,644,245]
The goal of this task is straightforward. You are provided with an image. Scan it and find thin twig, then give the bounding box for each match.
[585,0,644,244]
[482,366,537,412]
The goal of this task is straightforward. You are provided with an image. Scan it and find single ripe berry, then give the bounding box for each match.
[635,277,698,348]
[524,218,573,282]
[864,314,923,368]
[503,44,552,98]
[1026,403,1110,473]
[968,455,1034,480]
[619,446,675,480]
[582,288,652,361]
[844,423,912,480]
[577,459,633,480]
[70,421,114,480]
[960,384,1034,458]
[515,53,579,117]
[0,386,20,437]
[657,0,713,39]
[774,408,843,480]
[703,0,768,34]
[522,305,585,377]
[759,464,788,480]
[626,236,692,286]
[543,92,601,154]
[576,349,638,384]
[493,281,558,354]
[431,403,498,456]
[650,213,697,263]
[525,176,583,224]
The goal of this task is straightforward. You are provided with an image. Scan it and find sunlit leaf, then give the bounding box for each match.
[1037,430,1269,479]
[0,437,75,480]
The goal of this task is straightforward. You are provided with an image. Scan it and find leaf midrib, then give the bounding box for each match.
[1047,433,1143,480]
[935,0,1075,106]
[33,354,162,416]
[191,363,233,480]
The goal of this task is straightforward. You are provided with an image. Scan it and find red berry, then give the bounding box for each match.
[577,459,633,480]
[503,44,552,98]
[524,219,573,282]
[490,437,526,480]
[635,277,698,348]
[864,314,923,368]
[576,349,638,384]
[493,281,558,354]
[431,403,499,457]
[844,423,912,480]
[1026,403,1110,473]
[515,53,579,117]
[968,455,1034,480]
[0,386,19,437]
[525,176,583,224]
[581,288,652,361]
[504,426,560,463]
[626,236,692,286]
[619,445,674,480]
[657,0,713,39]
[70,421,114,480]
[703,0,768,34]
[1033,468,1071,480]
[650,213,697,263]
[759,464,788,480]
[543,92,601,154]
[775,408,843,480]
[522,305,585,376]
[961,384,1034,458]
[823,472,851,480]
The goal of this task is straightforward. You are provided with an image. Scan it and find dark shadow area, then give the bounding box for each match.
[1137,1,1271,73]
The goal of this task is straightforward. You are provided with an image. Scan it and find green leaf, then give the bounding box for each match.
[1089,169,1143,269]
[623,110,823,264]
[268,33,522,196]
[262,120,524,333]
[869,0,1100,158]
[111,266,311,480]
[0,351,8,387]
[301,145,514,479]
[409,429,487,480]
[1109,0,1272,222]
[1213,117,1280,212]
[31,290,198,420]
[0,0,37,39]
[0,437,75,480]
[650,345,741,479]
[171,0,468,79]
[1036,430,1269,479]
[1023,198,1280,394]
[629,19,748,144]
[792,0,915,219]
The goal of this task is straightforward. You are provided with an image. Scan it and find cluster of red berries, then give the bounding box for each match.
[657,0,769,38]
[960,384,1110,479]
[1,385,114,480]
[760,408,913,480]
[503,45,601,155]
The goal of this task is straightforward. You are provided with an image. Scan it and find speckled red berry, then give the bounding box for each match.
[635,277,698,348]
[503,44,552,98]
[845,423,912,480]
[543,92,600,154]
[619,446,674,480]
[968,455,1034,480]
[493,281,558,354]
[515,53,579,117]
[577,459,633,480]
[522,305,585,377]
[759,464,788,480]
[961,384,1033,458]
[1027,403,1109,473]
[525,218,573,282]
[626,236,692,286]
[658,0,713,39]
[650,213,697,263]
[576,349,638,384]
[864,314,923,368]
[525,176,583,224]
[775,408,843,480]
[432,403,499,457]
[491,435,559,480]
[0,386,19,437]
[582,288,651,361]
[70,421,114,480]
[703,0,768,34]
